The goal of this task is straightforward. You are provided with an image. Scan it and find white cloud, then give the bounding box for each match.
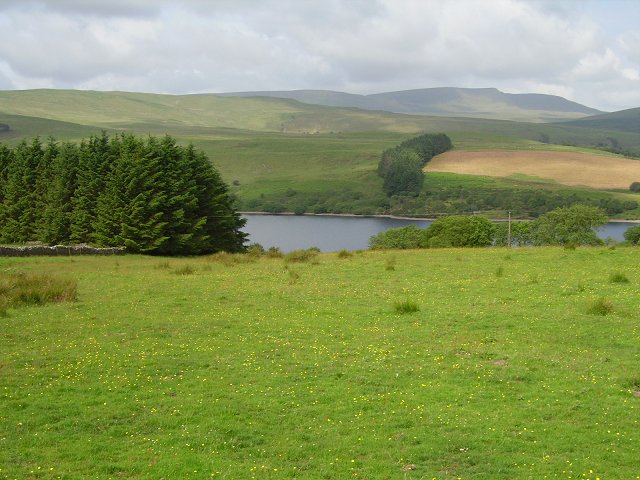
[0,0,637,110]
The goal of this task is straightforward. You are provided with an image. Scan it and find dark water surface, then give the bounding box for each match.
[242,214,637,252]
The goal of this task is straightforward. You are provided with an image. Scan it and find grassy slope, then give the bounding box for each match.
[558,107,640,134]
[0,113,108,143]
[1,249,640,479]
[0,89,637,148]
[1,89,639,217]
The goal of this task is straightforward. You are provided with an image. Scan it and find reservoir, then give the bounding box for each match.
[242,213,637,252]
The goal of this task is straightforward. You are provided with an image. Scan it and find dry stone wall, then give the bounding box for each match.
[0,245,126,256]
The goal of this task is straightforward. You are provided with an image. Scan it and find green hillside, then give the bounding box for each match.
[0,89,637,150]
[559,107,640,134]
[1,89,639,218]
[0,112,107,142]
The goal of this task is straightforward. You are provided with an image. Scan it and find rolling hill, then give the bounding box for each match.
[0,88,638,218]
[0,89,635,151]
[218,87,603,122]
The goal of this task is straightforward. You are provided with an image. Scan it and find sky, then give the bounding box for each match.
[0,0,638,111]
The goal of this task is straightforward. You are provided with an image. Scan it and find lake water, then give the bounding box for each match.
[242,214,637,252]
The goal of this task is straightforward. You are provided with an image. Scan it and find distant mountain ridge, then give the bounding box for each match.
[217,87,603,123]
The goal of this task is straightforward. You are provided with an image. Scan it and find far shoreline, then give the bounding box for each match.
[240,211,640,223]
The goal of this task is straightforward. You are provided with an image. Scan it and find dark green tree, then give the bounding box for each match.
[117,136,172,253]
[181,144,247,254]
[92,134,139,247]
[70,131,115,243]
[382,150,424,197]
[0,144,14,231]
[41,142,80,244]
[1,138,44,242]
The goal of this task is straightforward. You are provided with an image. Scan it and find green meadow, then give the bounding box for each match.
[1,248,639,479]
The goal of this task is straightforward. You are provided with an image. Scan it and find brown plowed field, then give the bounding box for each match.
[426,150,640,189]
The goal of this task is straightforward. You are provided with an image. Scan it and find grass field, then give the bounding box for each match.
[1,249,640,479]
[427,150,640,189]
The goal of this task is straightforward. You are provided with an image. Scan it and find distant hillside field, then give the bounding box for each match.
[559,107,640,134]
[427,150,640,189]
[0,88,638,218]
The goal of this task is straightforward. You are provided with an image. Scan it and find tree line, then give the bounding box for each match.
[0,133,246,255]
[369,205,610,249]
[377,133,452,196]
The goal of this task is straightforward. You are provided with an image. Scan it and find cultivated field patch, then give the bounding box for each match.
[427,150,640,189]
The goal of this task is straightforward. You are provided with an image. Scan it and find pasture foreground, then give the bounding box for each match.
[1,248,639,479]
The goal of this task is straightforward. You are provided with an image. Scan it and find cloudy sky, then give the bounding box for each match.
[0,0,638,111]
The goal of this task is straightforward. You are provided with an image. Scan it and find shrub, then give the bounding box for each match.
[586,297,614,316]
[531,205,607,246]
[246,243,265,257]
[630,182,640,192]
[623,225,640,245]
[424,215,495,248]
[369,225,426,250]
[394,299,420,314]
[336,249,353,258]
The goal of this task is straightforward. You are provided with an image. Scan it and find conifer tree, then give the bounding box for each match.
[41,142,79,244]
[92,134,137,247]
[70,131,114,243]
[0,144,14,233]
[183,144,247,254]
[1,138,44,242]
[117,135,171,253]
[0,133,246,254]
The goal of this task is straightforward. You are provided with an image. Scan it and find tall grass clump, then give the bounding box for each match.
[284,248,319,264]
[609,272,629,284]
[265,246,283,258]
[207,252,257,266]
[287,269,300,285]
[0,272,77,315]
[385,256,396,271]
[586,297,614,316]
[171,265,195,276]
[246,243,265,258]
[393,299,420,314]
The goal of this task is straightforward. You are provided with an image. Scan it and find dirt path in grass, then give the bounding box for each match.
[426,150,640,189]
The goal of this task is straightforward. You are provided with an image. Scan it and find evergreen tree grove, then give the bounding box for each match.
[0,133,247,255]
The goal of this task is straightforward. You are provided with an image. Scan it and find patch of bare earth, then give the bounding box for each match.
[426,150,640,189]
